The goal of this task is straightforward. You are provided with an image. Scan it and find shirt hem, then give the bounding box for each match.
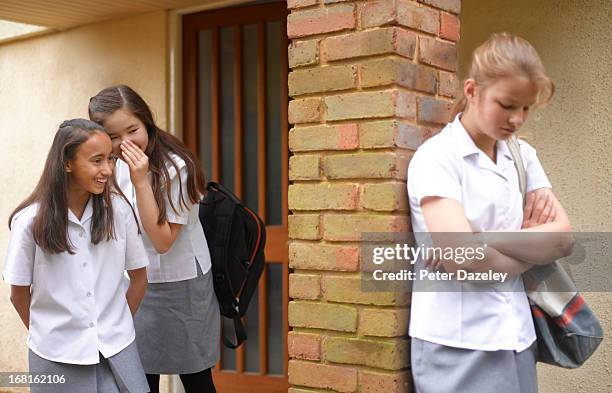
[28,334,136,365]
[28,344,100,365]
[409,331,537,352]
[147,259,212,283]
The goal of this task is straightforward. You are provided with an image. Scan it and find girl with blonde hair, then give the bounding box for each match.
[407,33,572,393]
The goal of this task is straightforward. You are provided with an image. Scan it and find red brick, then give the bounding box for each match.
[418,36,457,71]
[440,12,460,41]
[288,4,356,38]
[418,96,452,124]
[418,0,460,14]
[288,332,321,361]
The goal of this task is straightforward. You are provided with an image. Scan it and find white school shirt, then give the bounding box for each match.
[407,114,552,352]
[2,196,148,364]
[115,153,212,283]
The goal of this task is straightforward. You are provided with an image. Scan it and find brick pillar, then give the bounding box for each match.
[286,1,460,392]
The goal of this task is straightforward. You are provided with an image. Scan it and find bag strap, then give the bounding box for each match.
[505,136,527,204]
[222,316,247,349]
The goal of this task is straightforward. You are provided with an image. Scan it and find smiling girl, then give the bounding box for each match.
[89,86,219,393]
[407,33,572,393]
[3,119,150,393]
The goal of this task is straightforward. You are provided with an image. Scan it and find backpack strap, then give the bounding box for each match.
[222,317,247,349]
[505,135,527,204]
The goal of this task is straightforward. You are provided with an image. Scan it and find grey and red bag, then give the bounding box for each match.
[507,136,603,368]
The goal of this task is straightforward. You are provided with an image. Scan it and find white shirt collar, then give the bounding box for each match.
[450,113,514,162]
[68,197,93,226]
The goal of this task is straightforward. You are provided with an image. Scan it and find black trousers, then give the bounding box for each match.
[146,368,216,393]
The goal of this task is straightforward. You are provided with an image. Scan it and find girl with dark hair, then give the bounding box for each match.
[3,119,150,393]
[89,85,219,393]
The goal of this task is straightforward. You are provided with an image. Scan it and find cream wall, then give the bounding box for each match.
[0,10,168,391]
[460,1,612,392]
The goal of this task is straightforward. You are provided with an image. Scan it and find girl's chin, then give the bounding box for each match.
[89,185,107,195]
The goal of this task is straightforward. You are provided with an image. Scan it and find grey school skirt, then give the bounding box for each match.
[411,337,538,393]
[134,263,220,374]
[28,340,149,393]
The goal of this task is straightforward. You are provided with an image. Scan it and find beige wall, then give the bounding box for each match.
[0,10,168,391]
[460,0,612,392]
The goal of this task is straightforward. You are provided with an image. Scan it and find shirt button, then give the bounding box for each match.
[83,262,87,267]
[86,292,92,297]
[89,322,95,328]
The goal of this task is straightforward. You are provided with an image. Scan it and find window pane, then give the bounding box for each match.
[244,279,260,373]
[220,26,235,191]
[265,21,282,225]
[266,262,283,375]
[242,24,259,213]
[198,29,212,179]
[221,316,236,370]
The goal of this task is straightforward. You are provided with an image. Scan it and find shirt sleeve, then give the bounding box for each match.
[122,202,149,271]
[164,162,193,225]
[3,212,36,286]
[520,141,552,192]
[407,147,463,205]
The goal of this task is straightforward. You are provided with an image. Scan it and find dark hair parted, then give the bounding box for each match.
[88,85,206,225]
[9,119,116,254]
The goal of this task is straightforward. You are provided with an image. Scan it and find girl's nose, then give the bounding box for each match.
[509,109,527,128]
[101,160,113,176]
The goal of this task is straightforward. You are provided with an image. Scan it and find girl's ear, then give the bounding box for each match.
[65,161,73,173]
[464,78,477,103]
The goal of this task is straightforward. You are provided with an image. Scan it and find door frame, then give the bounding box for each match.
[180,2,290,392]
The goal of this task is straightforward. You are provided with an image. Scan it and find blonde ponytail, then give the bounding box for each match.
[454,32,555,117]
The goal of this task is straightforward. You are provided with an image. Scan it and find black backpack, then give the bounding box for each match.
[198,182,266,349]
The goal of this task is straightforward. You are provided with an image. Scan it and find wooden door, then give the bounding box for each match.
[183,2,289,392]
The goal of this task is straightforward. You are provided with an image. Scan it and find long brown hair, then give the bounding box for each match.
[89,85,206,225]
[452,32,555,118]
[9,119,116,254]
